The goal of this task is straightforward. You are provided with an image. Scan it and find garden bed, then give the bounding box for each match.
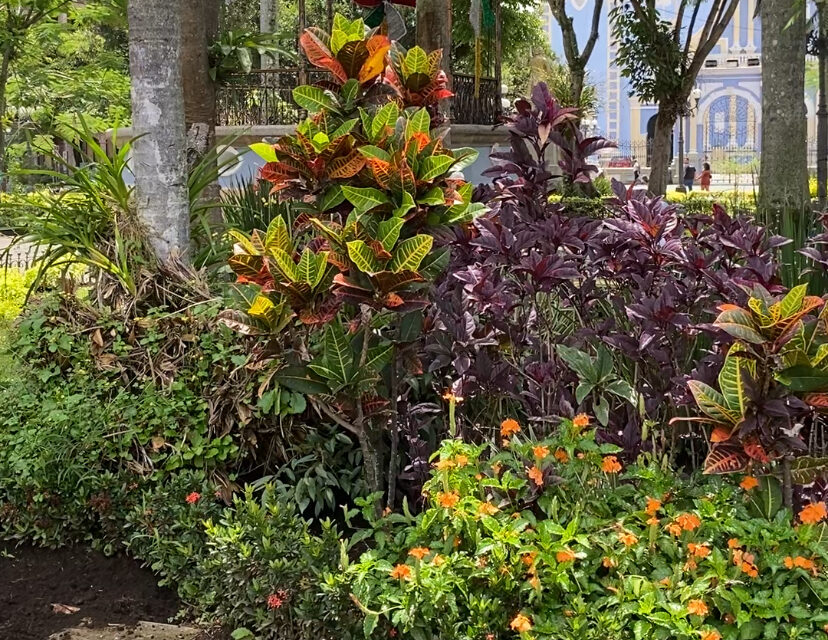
[0,545,180,640]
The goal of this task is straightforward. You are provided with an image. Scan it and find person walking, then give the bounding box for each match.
[697,162,712,191]
[632,156,641,181]
[683,160,696,192]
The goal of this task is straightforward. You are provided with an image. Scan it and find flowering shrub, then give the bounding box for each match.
[331,417,828,639]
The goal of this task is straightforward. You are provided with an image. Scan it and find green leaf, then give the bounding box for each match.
[449,147,479,173]
[418,246,450,279]
[687,380,739,424]
[393,191,416,217]
[342,186,390,214]
[312,131,330,151]
[556,345,594,379]
[366,344,393,371]
[371,102,400,142]
[293,86,338,113]
[594,394,609,426]
[330,118,359,139]
[745,475,783,521]
[324,323,354,384]
[791,456,828,484]
[237,47,252,73]
[249,143,277,163]
[417,186,445,205]
[275,366,329,395]
[341,79,360,104]
[777,284,808,319]
[715,308,766,344]
[777,365,828,392]
[377,218,404,251]
[389,234,433,272]
[406,108,431,138]
[317,185,345,213]
[399,312,424,342]
[297,248,327,286]
[347,240,384,274]
[404,46,430,74]
[269,247,298,282]
[605,379,637,405]
[231,629,255,640]
[575,381,594,405]
[248,295,284,327]
[718,347,751,415]
[357,145,391,162]
[265,216,291,254]
[363,614,379,638]
[418,155,455,182]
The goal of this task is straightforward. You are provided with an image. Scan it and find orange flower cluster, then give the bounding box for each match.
[701,631,722,640]
[528,465,544,487]
[732,549,758,578]
[521,551,538,566]
[455,454,469,468]
[602,556,617,568]
[676,513,701,531]
[572,413,590,428]
[618,531,638,547]
[556,548,576,563]
[667,523,683,537]
[554,448,569,463]
[436,491,460,509]
[478,501,499,516]
[799,501,828,524]
[501,418,521,438]
[727,538,741,549]
[645,497,662,516]
[408,547,430,560]
[390,564,411,580]
[784,555,817,573]
[510,614,532,633]
[687,599,709,617]
[739,475,759,490]
[687,542,711,558]
[533,445,550,460]
[434,458,455,471]
[602,456,622,473]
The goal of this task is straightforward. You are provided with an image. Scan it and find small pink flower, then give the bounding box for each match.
[267,593,284,609]
[185,492,201,504]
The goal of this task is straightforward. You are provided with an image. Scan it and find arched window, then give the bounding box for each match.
[704,95,757,149]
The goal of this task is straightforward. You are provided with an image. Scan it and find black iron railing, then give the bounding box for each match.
[217,69,501,127]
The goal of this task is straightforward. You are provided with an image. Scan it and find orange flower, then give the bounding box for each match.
[602,456,622,473]
[510,614,532,633]
[408,547,430,560]
[431,554,445,566]
[455,454,469,468]
[676,513,701,531]
[740,475,759,490]
[478,501,499,516]
[741,561,759,578]
[528,575,540,589]
[572,413,590,428]
[602,556,617,568]
[701,631,722,640]
[688,543,711,558]
[645,497,662,516]
[556,548,576,563]
[528,465,544,487]
[799,501,828,524]
[442,390,464,404]
[492,461,503,475]
[727,538,741,549]
[501,418,521,438]
[687,600,709,617]
[389,564,411,580]
[434,458,455,471]
[521,552,538,566]
[667,523,683,537]
[436,491,460,509]
[659,577,671,587]
[554,448,569,463]
[185,492,201,504]
[684,559,698,572]
[794,556,816,571]
[647,516,660,526]
[533,445,550,460]
[784,556,795,569]
[618,531,638,547]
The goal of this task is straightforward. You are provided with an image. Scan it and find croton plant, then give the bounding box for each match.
[684,283,828,494]
[223,15,482,500]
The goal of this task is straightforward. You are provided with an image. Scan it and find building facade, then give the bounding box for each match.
[543,0,816,168]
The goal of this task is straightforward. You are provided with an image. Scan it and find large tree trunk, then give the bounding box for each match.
[128,0,190,262]
[417,0,452,139]
[818,1,828,211]
[181,0,220,222]
[760,0,809,215]
[260,0,279,69]
[648,108,676,196]
[0,45,11,192]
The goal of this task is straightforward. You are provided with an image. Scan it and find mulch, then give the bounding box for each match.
[0,544,181,640]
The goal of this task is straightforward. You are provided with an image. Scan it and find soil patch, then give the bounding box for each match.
[0,545,180,640]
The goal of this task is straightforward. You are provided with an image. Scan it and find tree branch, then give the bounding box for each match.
[581,0,605,64]
[688,0,740,79]
[312,399,363,438]
[682,0,703,61]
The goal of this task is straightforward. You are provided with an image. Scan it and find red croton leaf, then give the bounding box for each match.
[743,440,771,463]
[703,443,750,475]
[710,426,733,443]
[804,392,828,408]
[300,29,348,83]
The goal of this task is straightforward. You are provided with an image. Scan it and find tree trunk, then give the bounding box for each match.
[648,108,676,196]
[570,65,585,113]
[417,0,452,139]
[260,0,280,69]
[818,1,828,210]
[760,0,809,215]
[0,45,11,192]
[181,0,220,222]
[128,0,190,262]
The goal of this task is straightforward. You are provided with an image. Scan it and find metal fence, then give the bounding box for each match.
[217,69,502,127]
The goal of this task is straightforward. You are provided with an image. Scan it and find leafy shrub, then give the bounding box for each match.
[665,191,756,216]
[332,417,828,640]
